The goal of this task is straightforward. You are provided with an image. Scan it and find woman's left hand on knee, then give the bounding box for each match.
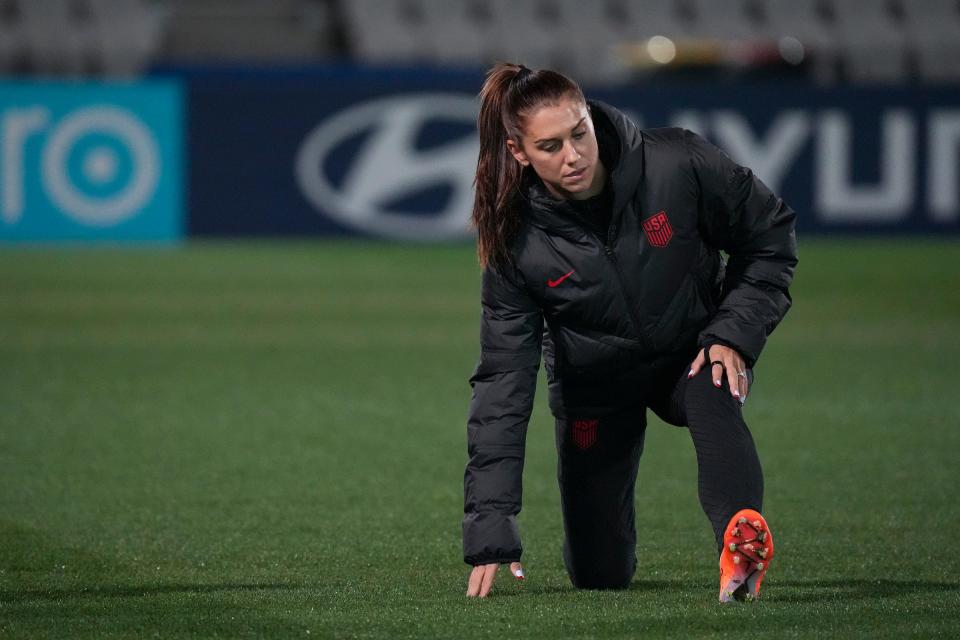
[688,345,749,404]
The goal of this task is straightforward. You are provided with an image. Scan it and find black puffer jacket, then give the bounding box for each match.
[462,101,797,566]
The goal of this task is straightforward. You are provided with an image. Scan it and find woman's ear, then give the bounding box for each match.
[506,139,530,167]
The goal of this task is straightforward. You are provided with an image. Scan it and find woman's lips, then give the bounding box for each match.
[565,167,587,180]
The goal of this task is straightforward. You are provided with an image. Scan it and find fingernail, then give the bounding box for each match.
[714,379,721,387]
[733,389,740,398]
[687,369,694,378]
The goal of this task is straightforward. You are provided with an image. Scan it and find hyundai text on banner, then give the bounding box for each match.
[0,81,183,242]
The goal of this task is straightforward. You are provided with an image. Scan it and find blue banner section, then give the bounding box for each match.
[183,68,960,239]
[185,68,484,240]
[0,81,183,242]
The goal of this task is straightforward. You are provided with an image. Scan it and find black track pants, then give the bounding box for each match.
[555,365,763,590]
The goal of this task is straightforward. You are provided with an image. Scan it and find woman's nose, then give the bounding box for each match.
[564,141,581,163]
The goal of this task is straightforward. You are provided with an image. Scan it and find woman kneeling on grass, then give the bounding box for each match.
[462,63,797,602]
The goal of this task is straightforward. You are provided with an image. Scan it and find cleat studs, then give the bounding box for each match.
[753,520,762,530]
[756,562,765,571]
[758,548,768,558]
[730,528,740,537]
[729,542,738,552]
[758,532,767,542]
[733,555,741,564]
[738,517,748,524]
[744,543,755,551]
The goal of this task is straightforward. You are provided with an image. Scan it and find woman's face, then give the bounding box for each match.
[507,96,604,201]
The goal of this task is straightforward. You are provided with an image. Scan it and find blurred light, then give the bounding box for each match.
[778,36,805,66]
[647,36,677,65]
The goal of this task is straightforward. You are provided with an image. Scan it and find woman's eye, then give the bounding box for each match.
[573,131,585,139]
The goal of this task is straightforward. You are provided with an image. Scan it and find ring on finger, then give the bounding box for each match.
[736,371,747,378]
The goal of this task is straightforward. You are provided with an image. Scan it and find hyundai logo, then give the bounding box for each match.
[295,93,479,241]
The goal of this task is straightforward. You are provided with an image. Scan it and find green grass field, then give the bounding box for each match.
[1,238,958,638]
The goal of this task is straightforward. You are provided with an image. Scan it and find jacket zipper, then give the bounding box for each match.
[599,243,650,351]
[569,200,651,352]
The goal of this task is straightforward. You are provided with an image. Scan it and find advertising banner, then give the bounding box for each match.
[184,69,959,239]
[0,81,183,243]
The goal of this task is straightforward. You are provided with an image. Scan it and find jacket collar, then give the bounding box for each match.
[522,100,645,243]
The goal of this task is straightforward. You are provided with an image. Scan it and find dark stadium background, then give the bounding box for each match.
[1,1,958,637]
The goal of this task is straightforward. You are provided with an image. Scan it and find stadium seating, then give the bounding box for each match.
[337,0,960,85]
[164,0,334,62]
[832,0,909,82]
[900,0,960,81]
[759,0,841,83]
[88,0,165,75]
[0,0,957,84]
[1,0,164,76]
[341,0,438,64]
[686,0,761,40]
[429,1,507,68]
[19,0,92,75]
[0,0,24,72]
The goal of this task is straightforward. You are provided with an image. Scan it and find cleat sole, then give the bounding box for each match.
[719,509,774,604]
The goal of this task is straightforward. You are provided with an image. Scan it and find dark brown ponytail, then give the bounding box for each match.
[472,63,585,269]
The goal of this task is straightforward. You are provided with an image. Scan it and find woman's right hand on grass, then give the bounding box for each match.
[466,562,524,598]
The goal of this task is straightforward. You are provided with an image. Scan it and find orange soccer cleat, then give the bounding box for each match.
[718,508,774,603]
